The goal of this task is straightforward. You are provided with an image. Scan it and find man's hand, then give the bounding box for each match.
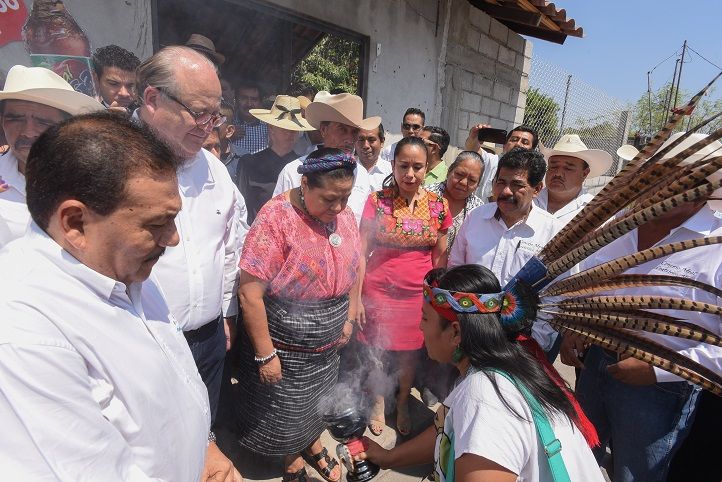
[464,124,491,151]
[201,442,242,482]
[258,355,282,384]
[355,437,393,469]
[559,332,587,368]
[607,355,657,386]
[223,317,236,352]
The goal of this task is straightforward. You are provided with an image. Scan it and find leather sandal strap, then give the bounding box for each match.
[282,467,309,482]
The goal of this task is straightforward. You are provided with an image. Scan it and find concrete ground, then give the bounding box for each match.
[218,360,610,482]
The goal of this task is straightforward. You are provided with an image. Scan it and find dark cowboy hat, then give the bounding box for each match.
[184,34,226,65]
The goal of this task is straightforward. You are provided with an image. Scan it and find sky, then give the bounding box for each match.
[528,1,722,106]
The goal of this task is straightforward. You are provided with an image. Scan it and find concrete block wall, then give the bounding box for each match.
[441,0,532,147]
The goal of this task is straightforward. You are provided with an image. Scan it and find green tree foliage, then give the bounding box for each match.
[523,88,560,143]
[290,34,360,95]
[631,82,722,135]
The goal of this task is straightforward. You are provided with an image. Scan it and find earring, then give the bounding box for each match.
[451,345,464,364]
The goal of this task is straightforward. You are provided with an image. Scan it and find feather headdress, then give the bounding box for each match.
[430,73,722,395]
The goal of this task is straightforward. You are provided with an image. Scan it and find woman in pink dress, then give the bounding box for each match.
[358,136,451,436]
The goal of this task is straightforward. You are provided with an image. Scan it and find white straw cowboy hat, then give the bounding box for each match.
[305,92,381,131]
[658,132,722,211]
[540,134,613,178]
[249,95,313,131]
[0,65,103,115]
[184,34,225,65]
[616,144,639,161]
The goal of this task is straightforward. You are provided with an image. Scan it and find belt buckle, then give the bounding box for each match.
[544,438,562,457]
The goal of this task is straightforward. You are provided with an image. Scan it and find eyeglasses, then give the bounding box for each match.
[155,87,226,128]
[402,123,423,131]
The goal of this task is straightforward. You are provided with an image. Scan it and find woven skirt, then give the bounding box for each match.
[237,294,349,456]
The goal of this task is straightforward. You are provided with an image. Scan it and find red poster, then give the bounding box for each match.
[0,0,28,47]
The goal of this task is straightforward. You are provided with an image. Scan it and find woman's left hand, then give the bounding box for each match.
[339,321,354,346]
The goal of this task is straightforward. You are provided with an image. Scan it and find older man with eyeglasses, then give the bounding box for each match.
[135,47,249,447]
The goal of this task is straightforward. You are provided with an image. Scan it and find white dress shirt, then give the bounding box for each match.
[557,205,722,383]
[449,202,561,286]
[0,224,210,481]
[363,158,393,191]
[534,187,595,227]
[152,148,249,331]
[0,150,30,246]
[379,140,398,163]
[475,150,499,202]
[273,156,372,225]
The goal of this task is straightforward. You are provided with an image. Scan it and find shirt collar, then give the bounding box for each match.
[481,202,548,231]
[25,222,133,302]
[0,150,26,196]
[178,149,217,195]
[670,204,721,237]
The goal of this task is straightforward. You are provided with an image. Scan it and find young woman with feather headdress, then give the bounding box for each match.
[352,74,722,482]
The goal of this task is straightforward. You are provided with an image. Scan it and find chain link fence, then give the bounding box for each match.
[523,56,631,177]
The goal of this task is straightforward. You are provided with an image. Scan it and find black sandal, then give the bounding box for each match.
[303,447,340,482]
[282,467,309,482]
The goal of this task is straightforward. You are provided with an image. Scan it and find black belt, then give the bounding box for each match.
[184,315,222,341]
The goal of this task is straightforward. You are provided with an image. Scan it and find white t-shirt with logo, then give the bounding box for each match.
[433,370,603,482]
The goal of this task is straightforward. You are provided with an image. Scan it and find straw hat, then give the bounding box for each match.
[297,95,312,109]
[305,92,381,131]
[249,95,313,131]
[616,144,639,161]
[184,34,225,65]
[540,134,613,178]
[659,132,722,211]
[0,65,103,115]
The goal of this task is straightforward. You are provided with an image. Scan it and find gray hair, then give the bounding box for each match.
[136,46,217,100]
[448,150,483,174]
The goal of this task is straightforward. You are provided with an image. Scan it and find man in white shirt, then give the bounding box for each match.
[135,46,249,424]
[0,112,239,481]
[464,124,539,202]
[449,147,560,286]
[535,134,613,226]
[273,92,380,223]
[379,107,425,162]
[356,122,391,191]
[0,65,103,246]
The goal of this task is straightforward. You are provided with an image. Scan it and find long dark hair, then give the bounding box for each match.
[381,136,428,189]
[427,264,575,422]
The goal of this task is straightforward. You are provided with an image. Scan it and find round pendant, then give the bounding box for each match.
[329,233,343,247]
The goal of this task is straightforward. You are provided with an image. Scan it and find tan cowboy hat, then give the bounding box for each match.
[249,95,314,131]
[658,132,722,211]
[540,134,613,178]
[616,144,639,161]
[0,65,104,115]
[304,92,381,131]
[185,34,225,65]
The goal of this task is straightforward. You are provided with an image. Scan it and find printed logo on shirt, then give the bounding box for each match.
[651,261,700,297]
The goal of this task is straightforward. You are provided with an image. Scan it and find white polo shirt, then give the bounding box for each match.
[363,158,393,191]
[0,150,30,246]
[534,187,594,227]
[449,202,561,286]
[273,156,372,225]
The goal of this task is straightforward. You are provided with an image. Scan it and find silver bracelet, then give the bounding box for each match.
[208,431,216,443]
[254,348,278,365]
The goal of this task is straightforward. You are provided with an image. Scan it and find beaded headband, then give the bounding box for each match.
[422,278,512,322]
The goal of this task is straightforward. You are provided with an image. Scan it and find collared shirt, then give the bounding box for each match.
[534,187,594,227]
[449,202,561,285]
[223,144,250,185]
[569,205,722,383]
[379,140,398,163]
[152,148,249,330]
[0,224,210,480]
[363,158,393,191]
[0,150,30,246]
[273,156,372,225]
[424,159,448,185]
[232,117,268,154]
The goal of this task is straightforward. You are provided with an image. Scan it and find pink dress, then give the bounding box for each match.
[359,188,452,350]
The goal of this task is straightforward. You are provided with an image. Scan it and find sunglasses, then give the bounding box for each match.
[402,123,423,131]
[156,87,226,128]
